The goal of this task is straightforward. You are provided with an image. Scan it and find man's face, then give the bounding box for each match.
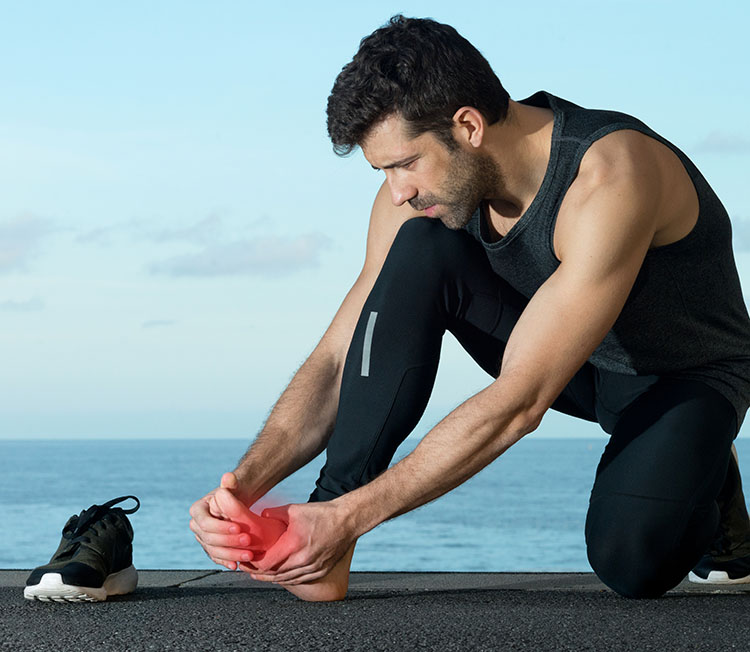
[362,115,501,230]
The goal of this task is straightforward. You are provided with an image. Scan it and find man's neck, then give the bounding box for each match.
[483,100,555,222]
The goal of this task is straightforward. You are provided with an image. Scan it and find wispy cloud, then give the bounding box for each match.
[142,319,177,329]
[76,218,147,246]
[149,213,222,245]
[731,216,750,251]
[149,233,331,277]
[694,132,750,154]
[77,214,225,247]
[0,214,56,272]
[0,297,45,312]
[76,213,332,278]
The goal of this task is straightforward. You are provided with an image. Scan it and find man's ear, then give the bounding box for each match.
[451,106,485,148]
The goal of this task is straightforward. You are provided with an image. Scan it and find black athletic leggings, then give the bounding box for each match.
[310,217,738,598]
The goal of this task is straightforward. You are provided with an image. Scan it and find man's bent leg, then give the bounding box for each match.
[585,376,737,598]
[312,217,597,504]
[302,217,492,601]
[311,218,518,501]
[310,218,455,502]
[296,218,598,601]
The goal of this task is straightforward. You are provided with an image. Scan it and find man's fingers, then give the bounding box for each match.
[214,487,253,524]
[265,552,310,575]
[262,559,320,583]
[189,520,257,549]
[246,564,328,586]
[199,539,255,564]
[278,569,329,586]
[253,531,296,571]
[190,495,221,523]
[250,560,320,584]
[253,539,316,577]
[213,490,286,552]
[190,480,264,573]
[189,499,241,535]
[238,562,258,573]
[200,539,239,570]
[208,497,225,519]
[210,555,238,571]
[189,496,212,520]
[189,512,239,536]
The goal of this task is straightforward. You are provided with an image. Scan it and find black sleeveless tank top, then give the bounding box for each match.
[464,91,750,432]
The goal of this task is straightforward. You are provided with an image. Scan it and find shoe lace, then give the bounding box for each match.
[60,495,140,552]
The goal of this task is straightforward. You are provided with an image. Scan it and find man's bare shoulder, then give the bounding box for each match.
[557,128,697,256]
[574,128,695,204]
[576,129,661,187]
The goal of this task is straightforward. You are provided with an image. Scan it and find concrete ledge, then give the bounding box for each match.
[4,571,749,651]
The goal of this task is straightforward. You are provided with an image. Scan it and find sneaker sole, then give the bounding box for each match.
[688,570,750,585]
[24,565,138,602]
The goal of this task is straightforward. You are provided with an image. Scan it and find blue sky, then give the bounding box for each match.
[1,1,749,439]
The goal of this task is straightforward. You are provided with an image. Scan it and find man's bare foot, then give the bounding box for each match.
[213,480,355,602]
[282,542,356,602]
[213,487,286,555]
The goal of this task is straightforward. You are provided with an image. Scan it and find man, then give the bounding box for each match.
[190,15,750,601]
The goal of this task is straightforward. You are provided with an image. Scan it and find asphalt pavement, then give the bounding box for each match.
[2,570,749,651]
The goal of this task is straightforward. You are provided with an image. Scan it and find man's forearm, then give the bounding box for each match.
[233,345,343,502]
[337,377,540,537]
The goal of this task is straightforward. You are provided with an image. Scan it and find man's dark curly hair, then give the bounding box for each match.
[326,15,510,156]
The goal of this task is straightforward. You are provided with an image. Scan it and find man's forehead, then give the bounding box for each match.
[362,115,425,169]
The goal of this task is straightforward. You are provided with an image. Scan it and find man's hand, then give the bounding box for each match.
[242,500,355,586]
[189,472,262,570]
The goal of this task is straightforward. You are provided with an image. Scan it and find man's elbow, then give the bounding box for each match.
[508,403,545,441]
[483,377,548,444]
[478,406,542,463]
[520,405,545,436]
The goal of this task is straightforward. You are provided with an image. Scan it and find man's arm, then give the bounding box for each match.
[250,135,663,584]
[230,183,421,503]
[189,182,419,567]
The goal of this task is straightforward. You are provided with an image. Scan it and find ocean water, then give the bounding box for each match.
[2,438,748,572]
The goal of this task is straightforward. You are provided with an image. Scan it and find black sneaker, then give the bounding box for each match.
[689,553,750,584]
[24,495,140,602]
[689,448,750,585]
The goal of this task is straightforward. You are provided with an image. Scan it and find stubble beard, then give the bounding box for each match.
[410,150,502,230]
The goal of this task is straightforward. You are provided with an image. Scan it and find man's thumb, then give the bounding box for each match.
[220,471,238,490]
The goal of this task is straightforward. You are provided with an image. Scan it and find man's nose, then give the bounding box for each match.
[388,178,417,206]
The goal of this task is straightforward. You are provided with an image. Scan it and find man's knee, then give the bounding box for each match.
[389,216,473,268]
[367,217,456,307]
[393,215,442,242]
[586,528,667,598]
[585,494,717,599]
